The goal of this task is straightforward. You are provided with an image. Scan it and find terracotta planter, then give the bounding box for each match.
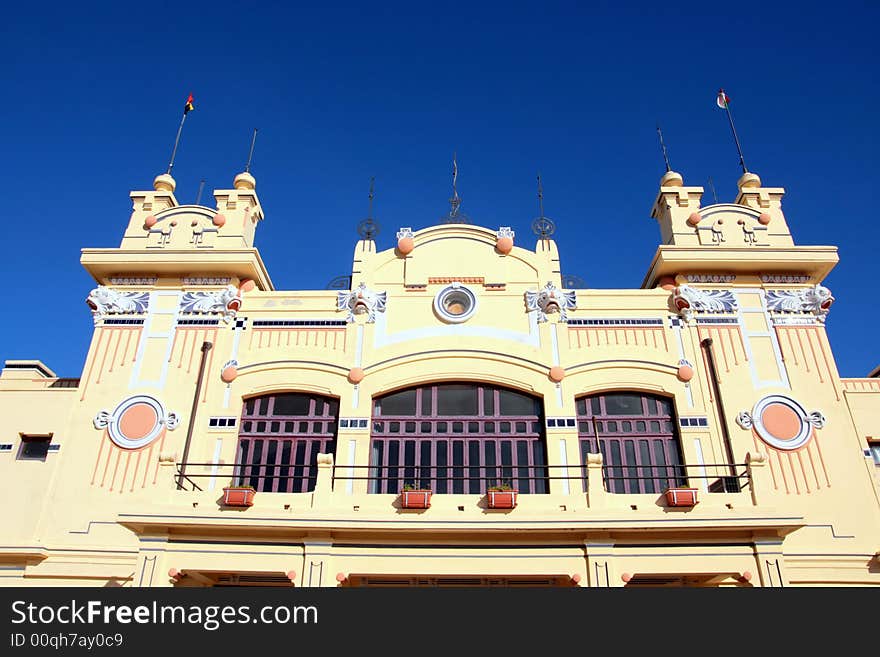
[665,487,698,507]
[223,486,256,507]
[487,490,518,509]
[401,490,432,509]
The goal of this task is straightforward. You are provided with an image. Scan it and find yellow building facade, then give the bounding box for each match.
[2,167,879,587]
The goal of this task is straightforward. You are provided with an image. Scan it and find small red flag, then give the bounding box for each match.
[184,93,195,114]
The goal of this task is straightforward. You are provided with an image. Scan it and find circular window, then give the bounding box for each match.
[751,395,812,451]
[434,284,477,323]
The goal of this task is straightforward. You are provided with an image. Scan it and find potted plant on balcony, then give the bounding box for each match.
[487,481,518,509]
[400,481,432,509]
[222,479,256,507]
[664,486,698,507]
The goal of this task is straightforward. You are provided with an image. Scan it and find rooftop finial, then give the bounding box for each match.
[531,173,556,239]
[357,177,380,240]
[441,153,471,223]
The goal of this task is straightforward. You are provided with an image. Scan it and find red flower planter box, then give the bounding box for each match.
[487,490,518,509]
[401,490,432,509]
[665,487,698,507]
[223,486,256,507]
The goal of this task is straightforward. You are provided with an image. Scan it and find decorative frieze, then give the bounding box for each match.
[671,285,737,322]
[182,276,232,286]
[109,276,157,286]
[525,282,577,323]
[86,287,150,325]
[765,285,833,320]
[760,274,811,284]
[337,282,387,323]
[684,274,736,283]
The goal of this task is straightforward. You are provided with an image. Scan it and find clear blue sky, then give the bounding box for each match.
[2,1,877,377]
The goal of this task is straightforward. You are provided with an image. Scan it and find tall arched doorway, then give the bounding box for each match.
[369,383,548,494]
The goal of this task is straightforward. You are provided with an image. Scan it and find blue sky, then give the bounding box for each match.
[2,1,877,377]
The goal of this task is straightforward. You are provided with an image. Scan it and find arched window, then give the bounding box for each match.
[236,393,338,493]
[576,392,684,494]
[370,383,548,494]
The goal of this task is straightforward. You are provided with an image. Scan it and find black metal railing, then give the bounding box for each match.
[173,460,751,496]
[600,462,750,495]
[174,462,321,493]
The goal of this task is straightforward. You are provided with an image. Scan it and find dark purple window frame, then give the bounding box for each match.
[576,392,686,494]
[235,393,339,493]
[369,383,548,495]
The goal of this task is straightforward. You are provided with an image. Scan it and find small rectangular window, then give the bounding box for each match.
[18,435,52,461]
[0,444,12,452]
[870,443,880,467]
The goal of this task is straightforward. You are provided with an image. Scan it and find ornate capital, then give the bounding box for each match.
[86,287,149,325]
[180,285,242,323]
[672,285,737,322]
[765,285,834,321]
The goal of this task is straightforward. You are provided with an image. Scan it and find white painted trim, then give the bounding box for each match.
[129,291,182,389]
[347,440,357,495]
[693,438,707,492]
[373,309,541,348]
[558,439,570,495]
[734,289,790,390]
[209,438,223,491]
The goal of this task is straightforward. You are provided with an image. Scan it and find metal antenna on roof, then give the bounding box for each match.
[195,179,206,206]
[707,176,719,204]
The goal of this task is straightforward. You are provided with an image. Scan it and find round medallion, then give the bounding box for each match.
[434,284,478,323]
[751,395,813,451]
[101,395,176,450]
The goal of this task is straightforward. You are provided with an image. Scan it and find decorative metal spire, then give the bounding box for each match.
[441,153,471,223]
[357,177,380,240]
[656,123,672,173]
[531,174,556,238]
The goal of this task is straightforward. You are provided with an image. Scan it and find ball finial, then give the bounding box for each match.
[737,172,762,189]
[153,173,176,192]
[660,170,684,187]
[234,172,256,190]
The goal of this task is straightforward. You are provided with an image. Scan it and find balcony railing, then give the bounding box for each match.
[174,460,751,496]
[175,461,320,493]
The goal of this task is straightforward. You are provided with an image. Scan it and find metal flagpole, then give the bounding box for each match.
[719,89,748,173]
[245,128,258,173]
[656,123,672,172]
[167,111,188,175]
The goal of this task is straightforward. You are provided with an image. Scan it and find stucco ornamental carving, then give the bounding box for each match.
[337,282,387,323]
[736,395,825,452]
[92,395,179,450]
[86,287,149,325]
[765,285,834,320]
[525,282,577,323]
[180,285,242,323]
[672,285,737,322]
